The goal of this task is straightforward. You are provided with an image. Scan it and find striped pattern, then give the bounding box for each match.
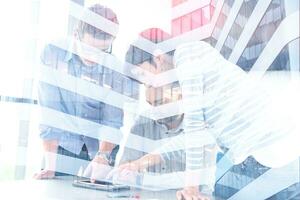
[159,41,296,189]
[1,0,298,198]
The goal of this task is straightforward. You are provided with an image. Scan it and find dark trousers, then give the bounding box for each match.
[54,144,119,176]
[55,144,90,176]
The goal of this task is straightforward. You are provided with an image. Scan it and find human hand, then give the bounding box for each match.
[176,186,210,200]
[83,155,111,183]
[106,161,140,184]
[33,169,55,180]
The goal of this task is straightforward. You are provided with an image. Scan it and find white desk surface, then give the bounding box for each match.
[0,176,180,200]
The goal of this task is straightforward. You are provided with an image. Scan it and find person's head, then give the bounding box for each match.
[75,4,119,66]
[125,28,183,129]
[125,28,180,106]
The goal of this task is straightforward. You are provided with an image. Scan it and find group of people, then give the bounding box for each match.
[33,3,298,200]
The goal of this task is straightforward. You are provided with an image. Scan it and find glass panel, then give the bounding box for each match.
[0,1,299,200]
[220,0,258,59]
[191,9,202,29]
[237,0,286,71]
[202,6,211,25]
[181,13,192,33]
[211,0,235,45]
[172,17,182,36]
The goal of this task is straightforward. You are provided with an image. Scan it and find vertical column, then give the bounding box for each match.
[14,120,30,179]
[284,0,300,79]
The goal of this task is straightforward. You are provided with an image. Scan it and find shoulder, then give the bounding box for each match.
[176,41,211,53]
[174,41,212,60]
[174,41,219,67]
[40,39,70,66]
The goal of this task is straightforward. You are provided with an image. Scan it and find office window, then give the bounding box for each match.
[172,17,182,36]
[191,9,202,29]
[237,0,286,71]
[211,0,234,45]
[202,6,211,25]
[0,1,299,200]
[220,0,258,59]
[181,13,192,33]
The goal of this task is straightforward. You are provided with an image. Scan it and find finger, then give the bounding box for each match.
[83,163,92,178]
[118,169,128,181]
[106,167,120,180]
[120,169,132,178]
[198,195,209,200]
[33,170,54,180]
[176,190,183,200]
[191,196,198,200]
[33,173,40,179]
[90,170,99,183]
[90,169,96,183]
[118,164,129,171]
[90,165,99,183]
[119,169,137,184]
[182,190,193,200]
[196,195,204,200]
[105,169,114,180]
[115,163,130,172]
[201,196,210,200]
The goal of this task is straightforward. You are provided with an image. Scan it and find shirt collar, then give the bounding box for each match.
[63,38,107,69]
[63,39,93,70]
[155,119,184,134]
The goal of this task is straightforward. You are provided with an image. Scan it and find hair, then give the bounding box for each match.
[125,28,173,66]
[77,4,119,40]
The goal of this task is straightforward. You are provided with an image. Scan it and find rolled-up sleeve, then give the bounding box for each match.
[100,103,123,129]
[39,125,64,140]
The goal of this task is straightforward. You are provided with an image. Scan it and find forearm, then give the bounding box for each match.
[98,141,116,153]
[42,139,58,170]
[43,139,58,153]
[136,153,162,171]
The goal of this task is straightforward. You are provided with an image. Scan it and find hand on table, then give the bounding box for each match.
[176,186,210,200]
[33,169,55,179]
[83,155,111,183]
[106,161,140,184]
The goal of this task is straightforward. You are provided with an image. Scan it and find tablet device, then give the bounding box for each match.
[72,179,130,192]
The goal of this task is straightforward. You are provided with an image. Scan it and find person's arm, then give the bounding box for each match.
[34,44,63,179]
[93,140,116,166]
[82,141,116,183]
[174,41,217,200]
[84,100,124,182]
[98,141,116,153]
[105,152,162,183]
[90,141,116,164]
[33,139,58,179]
[122,153,162,172]
[136,153,162,170]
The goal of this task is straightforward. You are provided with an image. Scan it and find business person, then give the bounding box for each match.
[34,4,127,179]
[171,41,295,200]
[108,31,217,199]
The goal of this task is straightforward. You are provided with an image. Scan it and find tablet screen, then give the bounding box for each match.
[72,179,130,191]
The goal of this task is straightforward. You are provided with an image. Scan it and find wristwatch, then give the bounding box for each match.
[96,151,114,166]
